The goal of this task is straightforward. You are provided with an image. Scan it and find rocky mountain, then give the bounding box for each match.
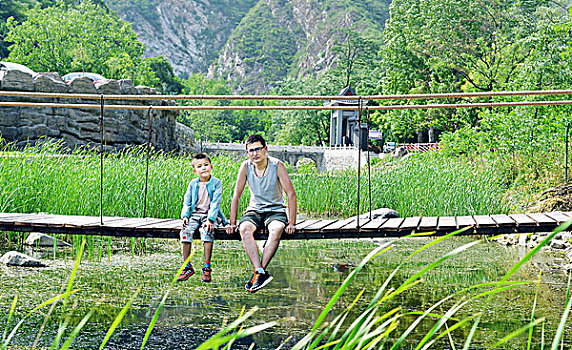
[106,0,391,93]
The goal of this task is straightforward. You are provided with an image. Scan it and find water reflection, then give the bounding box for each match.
[1,238,571,349]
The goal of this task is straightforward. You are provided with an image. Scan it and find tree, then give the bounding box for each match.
[5,1,143,77]
[0,0,34,58]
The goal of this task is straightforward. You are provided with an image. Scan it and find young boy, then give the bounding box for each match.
[178,153,228,283]
[226,134,297,293]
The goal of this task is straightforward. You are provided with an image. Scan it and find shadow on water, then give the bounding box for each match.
[1,237,571,349]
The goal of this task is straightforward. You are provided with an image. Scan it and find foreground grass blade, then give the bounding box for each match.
[99,288,140,350]
[60,310,93,350]
[1,291,78,349]
[291,243,390,350]
[550,271,572,350]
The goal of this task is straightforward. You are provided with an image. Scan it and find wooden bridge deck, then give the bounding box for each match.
[0,211,571,240]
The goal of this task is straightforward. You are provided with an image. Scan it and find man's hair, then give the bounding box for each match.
[192,153,211,165]
[245,134,266,149]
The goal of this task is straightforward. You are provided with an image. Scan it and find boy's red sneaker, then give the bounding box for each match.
[201,267,212,283]
[177,267,195,282]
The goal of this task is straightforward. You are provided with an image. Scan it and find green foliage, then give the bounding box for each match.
[4,1,143,77]
[178,73,271,143]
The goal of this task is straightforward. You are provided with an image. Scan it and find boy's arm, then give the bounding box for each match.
[180,181,193,219]
[207,179,223,224]
[277,161,297,235]
[226,162,248,235]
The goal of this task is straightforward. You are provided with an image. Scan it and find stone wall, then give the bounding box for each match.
[0,70,181,151]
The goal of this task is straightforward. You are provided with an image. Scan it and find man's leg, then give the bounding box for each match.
[239,221,262,269]
[261,220,285,269]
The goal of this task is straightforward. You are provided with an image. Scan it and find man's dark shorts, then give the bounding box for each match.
[239,210,288,231]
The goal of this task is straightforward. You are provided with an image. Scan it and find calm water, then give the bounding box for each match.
[1,237,571,349]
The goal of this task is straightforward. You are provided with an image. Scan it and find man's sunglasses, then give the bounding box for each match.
[247,146,265,154]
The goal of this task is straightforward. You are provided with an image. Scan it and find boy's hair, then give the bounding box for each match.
[245,134,266,149]
[192,153,211,165]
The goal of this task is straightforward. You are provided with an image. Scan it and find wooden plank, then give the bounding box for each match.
[545,212,572,225]
[473,215,496,228]
[104,218,166,229]
[14,215,61,226]
[438,216,457,230]
[294,219,321,230]
[339,218,362,231]
[509,214,537,226]
[302,219,338,232]
[418,216,438,231]
[399,216,421,231]
[526,213,556,225]
[380,218,405,231]
[490,214,515,227]
[135,219,182,229]
[322,217,356,231]
[360,218,389,230]
[456,216,476,228]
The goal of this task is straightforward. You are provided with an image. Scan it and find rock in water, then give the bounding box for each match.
[0,251,46,267]
[25,232,71,247]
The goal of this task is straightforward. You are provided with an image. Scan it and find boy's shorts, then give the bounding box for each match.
[239,210,288,231]
[180,213,221,243]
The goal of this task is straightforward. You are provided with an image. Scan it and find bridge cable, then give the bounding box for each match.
[99,95,105,225]
[366,106,372,220]
[356,96,362,230]
[366,106,373,239]
[143,106,153,218]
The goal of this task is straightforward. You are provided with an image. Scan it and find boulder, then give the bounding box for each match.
[34,74,69,93]
[68,76,97,94]
[25,232,71,247]
[360,208,399,220]
[0,70,35,91]
[118,79,137,95]
[0,251,46,267]
[96,79,120,95]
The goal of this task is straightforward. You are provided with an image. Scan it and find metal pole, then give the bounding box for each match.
[566,122,571,182]
[99,95,104,225]
[356,96,362,228]
[366,107,372,220]
[143,107,153,218]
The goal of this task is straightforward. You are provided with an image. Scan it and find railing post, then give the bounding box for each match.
[566,122,571,182]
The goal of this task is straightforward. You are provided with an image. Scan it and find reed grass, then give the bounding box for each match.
[0,140,508,221]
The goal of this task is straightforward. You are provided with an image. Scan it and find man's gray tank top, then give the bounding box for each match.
[246,156,285,213]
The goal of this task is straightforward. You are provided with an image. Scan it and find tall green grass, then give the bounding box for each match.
[0,140,508,221]
[3,224,571,349]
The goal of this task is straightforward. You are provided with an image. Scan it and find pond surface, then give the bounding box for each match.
[1,237,571,349]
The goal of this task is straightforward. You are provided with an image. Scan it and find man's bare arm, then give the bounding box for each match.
[226,162,248,234]
[277,161,297,234]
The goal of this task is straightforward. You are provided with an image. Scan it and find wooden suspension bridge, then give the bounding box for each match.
[1,211,571,241]
[2,89,572,241]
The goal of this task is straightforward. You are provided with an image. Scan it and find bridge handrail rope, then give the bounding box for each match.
[1,100,572,111]
[2,89,572,100]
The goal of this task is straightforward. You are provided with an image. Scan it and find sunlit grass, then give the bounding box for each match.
[0,140,509,221]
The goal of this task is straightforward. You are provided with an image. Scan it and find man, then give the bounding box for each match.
[226,134,297,293]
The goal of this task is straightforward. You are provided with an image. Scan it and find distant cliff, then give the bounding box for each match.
[105,0,390,93]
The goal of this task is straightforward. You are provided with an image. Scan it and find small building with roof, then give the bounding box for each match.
[324,85,368,150]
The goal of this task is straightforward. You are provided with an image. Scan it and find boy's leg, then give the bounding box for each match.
[199,215,215,283]
[177,216,200,282]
